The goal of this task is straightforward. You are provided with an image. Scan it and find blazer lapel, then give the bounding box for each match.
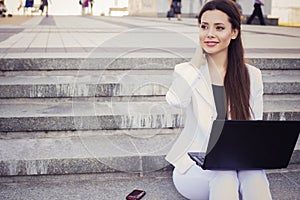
[197,64,215,109]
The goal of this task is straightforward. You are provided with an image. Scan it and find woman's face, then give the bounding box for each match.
[199,10,238,56]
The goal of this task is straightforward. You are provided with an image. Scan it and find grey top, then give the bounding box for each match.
[212,84,227,120]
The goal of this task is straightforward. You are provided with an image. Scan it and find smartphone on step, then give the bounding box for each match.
[126,189,146,200]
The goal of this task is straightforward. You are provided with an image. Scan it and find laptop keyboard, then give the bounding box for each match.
[188,152,206,166]
[195,155,205,163]
[190,154,205,165]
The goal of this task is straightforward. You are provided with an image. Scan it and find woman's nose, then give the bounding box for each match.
[207,28,215,38]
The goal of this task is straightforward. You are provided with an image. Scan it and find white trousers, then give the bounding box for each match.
[173,164,272,200]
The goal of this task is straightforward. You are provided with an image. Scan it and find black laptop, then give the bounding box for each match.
[188,120,300,170]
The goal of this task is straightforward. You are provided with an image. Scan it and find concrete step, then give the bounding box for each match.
[0,131,299,176]
[0,130,176,176]
[0,57,299,71]
[262,70,300,94]
[264,94,300,120]
[0,164,299,200]
[0,100,181,132]
[0,95,299,132]
[0,71,171,98]
[0,70,299,98]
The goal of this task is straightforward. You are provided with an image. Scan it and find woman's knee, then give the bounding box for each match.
[238,170,272,200]
[172,166,210,200]
[239,170,270,188]
[210,171,239,187]
[209,171,239,200]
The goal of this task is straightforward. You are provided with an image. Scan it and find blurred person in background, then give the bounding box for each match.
[89,0,93,15]
[0,0,7,17]
[247,0,266,25]
[169,0,182,21]
[80,0,89,15]
[40,0,51,17]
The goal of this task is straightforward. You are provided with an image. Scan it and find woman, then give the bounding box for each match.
[0,0,7,17]
[40,0,51,17]
[81,0,89,15]
[246,0,266,25]
[165,0,272,199]
[169,0,182,21]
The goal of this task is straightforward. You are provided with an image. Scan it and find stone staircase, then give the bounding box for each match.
[0,56,299,176]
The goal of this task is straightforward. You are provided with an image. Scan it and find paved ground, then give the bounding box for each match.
[0,165,300,200]
[0,15,299,59]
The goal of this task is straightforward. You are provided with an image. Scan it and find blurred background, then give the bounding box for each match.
[2,0,300,26]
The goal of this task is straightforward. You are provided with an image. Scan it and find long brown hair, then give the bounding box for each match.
[198,0,251,120]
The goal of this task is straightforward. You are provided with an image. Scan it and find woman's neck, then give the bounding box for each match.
[207,52,228,85]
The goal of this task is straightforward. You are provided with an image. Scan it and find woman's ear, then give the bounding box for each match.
[231,29,239,40]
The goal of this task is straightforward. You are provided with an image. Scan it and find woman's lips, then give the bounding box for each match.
[204,41,219,47]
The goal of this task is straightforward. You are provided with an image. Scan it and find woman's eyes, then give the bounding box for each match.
[216,26,225,30]
[200,25,208,29]
[200,24,225,31]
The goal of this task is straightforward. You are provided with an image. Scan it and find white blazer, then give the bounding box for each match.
[165,48,264,174]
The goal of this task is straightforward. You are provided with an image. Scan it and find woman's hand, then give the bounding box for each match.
[190,46,206,70]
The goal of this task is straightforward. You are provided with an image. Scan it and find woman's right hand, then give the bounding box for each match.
[190,46,206,70]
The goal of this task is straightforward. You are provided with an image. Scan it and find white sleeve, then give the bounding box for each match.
[250,67,264,120]
[166,63,200,109]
